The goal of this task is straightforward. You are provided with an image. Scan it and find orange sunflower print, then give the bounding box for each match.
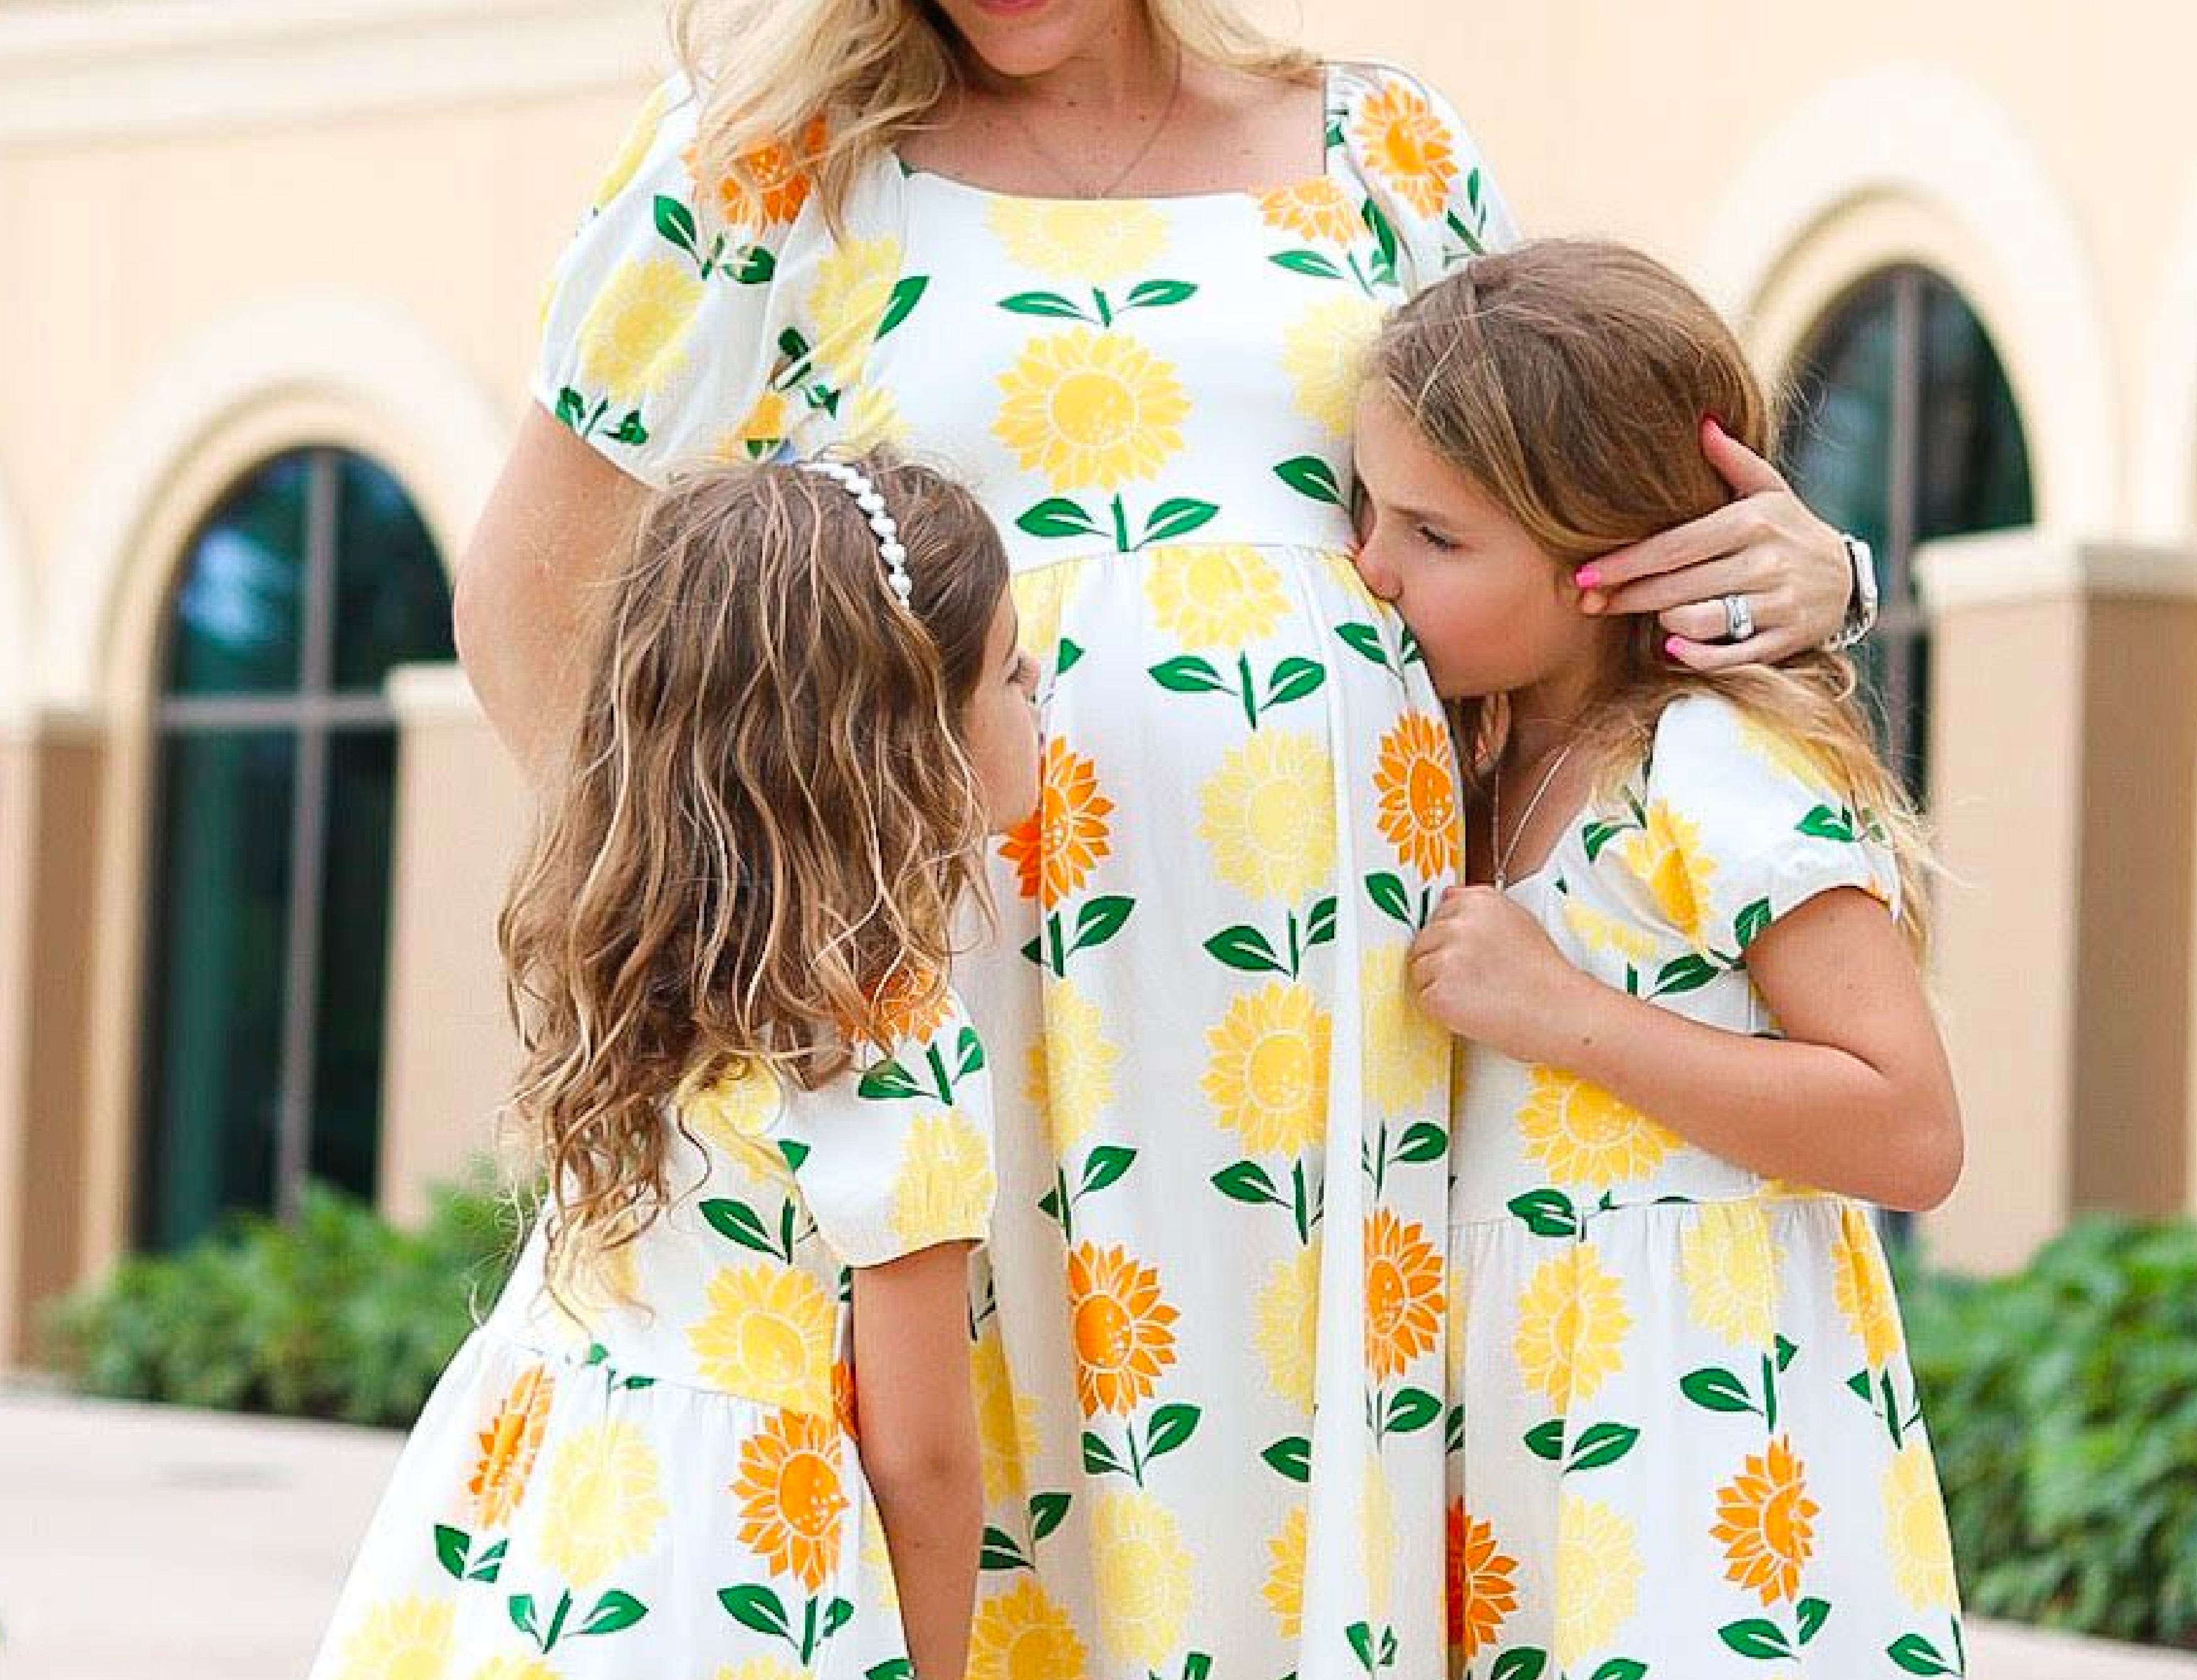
[1067,1242,1179,1417]
[686,115,826,230]
[855,963,952,1049]
[1373,713,1460,880]
[1711,1436,1819,1606]
[732,1408,849,1593]
[1258,176,1360,244]
[1447,1502,1520,1661]
[1352,80,1458,217]
[1000,737,1114,908]
[1363,1208,1443,1380]
[469,1364,556,1530]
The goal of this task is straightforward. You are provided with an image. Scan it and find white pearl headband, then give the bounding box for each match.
[797,458,913,606]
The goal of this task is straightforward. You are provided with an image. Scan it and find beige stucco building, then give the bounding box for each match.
[2,0,2193,1358]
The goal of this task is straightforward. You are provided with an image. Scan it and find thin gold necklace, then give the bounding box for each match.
[1490,738,1580,890]
[1001,44,1184,200]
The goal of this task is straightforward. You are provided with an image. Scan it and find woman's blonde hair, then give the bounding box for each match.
[498,453,1008,1290]
[667,0,1315,227]
[1371,238,1933,950]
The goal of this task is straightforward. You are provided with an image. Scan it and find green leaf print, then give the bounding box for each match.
[1567,1421,1642,1473]
[1081,1147,1136,1196]
[1490,1653,1549,1680]
[1797,1598,1832,1644]
[433,1525,470,1580]
[1212,1159,1283,1205]
[577,1591,649,1637]
[1346,1621,1376,1671]
[1184,1656,1215,1680]
[980,1526,1031,1572]
[1364,872,1415,929]
[1888,1624,1965,1676]
[1274,454,1345,506]
[1798,803,1859,842]
[1719,1618,1794,1660]
[553,388,587,430]
[467,1540,508,1583]
[1017,499,1103,540]
[1123,278,1198,311]
[1506,1188,1581,1240]
[1582,817,1635,863]
[1650,953,1721,998]
[1141,498,1220,546]
[1681,1365,1760,1414]
[1265,658,1326,708]
[1590,1662,1648,1680]
[1206,925,1289,975]
[700,1198,785,1259]
[718,1585,791,1640]
[1056,638,1085,675]
[1307,895,1339,946]
[956,1026,986,1078]
[1384,1387,1442,1434]
[1270,250,1347,281]
[1394,1121,1448,1165]
[856,1059,923,1102]
[1335,621,1394,670]
[866,1664,916,1680]
[1082,1431,1126,1477]
[1146,1403,1202,1460]
[1262,1435,1313,1482]
[1363,199,1401,279]
[1068,895,1136,957]
[609,411,649,448]
[1150,655,1232,695]
[652,193,699,258]
[1030,1491,1072,1541]
[732,244,776,284]
[508,1594,539,1639]
[1735,897,1774,950]
[778,1138,811,1173]
[1775,1334,1800,1371]
[1524,1418,1565,1461]
[999,289,1091,321]
[877,276,929,339]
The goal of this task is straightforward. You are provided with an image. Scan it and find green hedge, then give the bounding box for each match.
[42,1179,526,1428]
[1900,1215,2197,1650]
[38,1185,2197,1649]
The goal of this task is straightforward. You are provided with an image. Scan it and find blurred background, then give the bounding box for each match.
[0,0,2193,1676]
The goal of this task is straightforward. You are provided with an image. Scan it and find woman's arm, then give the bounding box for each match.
[850,1242,983,1680]
[1576,418,1861,669]
[452,406,651,788]
[1412,885,1963,1212]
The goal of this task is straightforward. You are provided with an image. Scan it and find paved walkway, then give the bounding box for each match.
[3,1387,2193,1679]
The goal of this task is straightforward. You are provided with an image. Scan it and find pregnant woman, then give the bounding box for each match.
[455,0,1867,1672]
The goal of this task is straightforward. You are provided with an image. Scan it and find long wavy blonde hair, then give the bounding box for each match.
[1373,239,1934,951]
[498,454,1007,1288]
[667,0,1315,226]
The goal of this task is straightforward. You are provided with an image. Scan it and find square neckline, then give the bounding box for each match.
[895,61,1340,208]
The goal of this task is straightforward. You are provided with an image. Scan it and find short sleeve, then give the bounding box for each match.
[1330,60,1522,295]
[1602,695,1903,956]
[531,73,808,488]
[778,991,998,1269]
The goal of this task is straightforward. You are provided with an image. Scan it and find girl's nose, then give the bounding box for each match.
[1352,540,1401,603]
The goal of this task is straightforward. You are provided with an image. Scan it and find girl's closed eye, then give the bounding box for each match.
[1417,522,1460,552]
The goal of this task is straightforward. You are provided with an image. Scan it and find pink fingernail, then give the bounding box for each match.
[1665,635,1683,657]
[1574,567,1600,589]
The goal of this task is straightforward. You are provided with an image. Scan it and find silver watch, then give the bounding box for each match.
[1829,533,1878,650]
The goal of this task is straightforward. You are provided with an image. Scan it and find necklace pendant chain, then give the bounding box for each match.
[1491,739,1580,891]
[1008,44,1184,200]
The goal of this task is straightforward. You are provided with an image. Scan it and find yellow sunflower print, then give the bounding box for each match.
[1515,1064,1677,1186]
[1352,79,1459,217]
[713,388,792,459]
[1678,1201,1783,1350]
[1258,175,1360,243]
[1143,543,1291,648]
[1026,977,1119,1153]
[968,1577,1091,1680]
[1253,1243,1321,1410]
[1553,1496,1642,1670]
[1261,1504,1308,1639]
[1201,981,1331,1157]
[992,327,1190,491]
[467,1659,560,1680]
[986,197,1169,283]
[1618,800,1718,945]
[1361,945,1448,1110]
[1091,1491,1194,1666]
[972,1327,1040,1504]
[888,1110,996,1249]
[806,236,905,383]
[685,1263,836,1413]
[1280,293,1385,437]
[1514,1244,1631,1408]
[593,83,670,211]
[676,1059,785,1174]
[842,381,910,450]
[709,1660,810,1680]
[1197,730,1337,903]
[1883,1441,1960,1611]
[537,1419,670,1588]
[575,256,706,404]
[1833,1204,1905,1368]
[333,1597,453,1680]
[1563,896,1657,962]
[1360,1457,1397,1618]
[468,1363,556,1530]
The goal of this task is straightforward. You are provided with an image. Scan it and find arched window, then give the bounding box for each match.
[137,448,454,1251]
[1781,266,2035,790]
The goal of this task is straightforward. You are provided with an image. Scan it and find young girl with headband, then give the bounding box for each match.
[306,454,1040,1680]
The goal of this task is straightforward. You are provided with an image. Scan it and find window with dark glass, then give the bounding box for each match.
[1780,266,2036,793]
[138,449,453,1250]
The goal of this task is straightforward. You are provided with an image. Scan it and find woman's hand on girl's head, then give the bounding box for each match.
[1572,419,1853,671]
[1409,885,1590,1058]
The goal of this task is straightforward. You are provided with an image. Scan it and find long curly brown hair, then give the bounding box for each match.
[1373,239,1933,951]
[497,453,1007,1288]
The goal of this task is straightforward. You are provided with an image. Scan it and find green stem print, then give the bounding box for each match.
[1887,1615,1966,1676]
[1040,1146,1137,1242]
[1022,895,1137,978]
[1203,898,1339,979]
[1082,1403,1202,1487]
[718,1586,856,1665]
[980,1491,1074,1574]
[1148,652,1326,728]
[509,1585,650,1653]
[1209,1153,1321,1244]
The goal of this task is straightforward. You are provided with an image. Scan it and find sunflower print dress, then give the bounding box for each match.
[305,995,997,1680]
[1445,695,1964,1680]
[526,58,1515,1680]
